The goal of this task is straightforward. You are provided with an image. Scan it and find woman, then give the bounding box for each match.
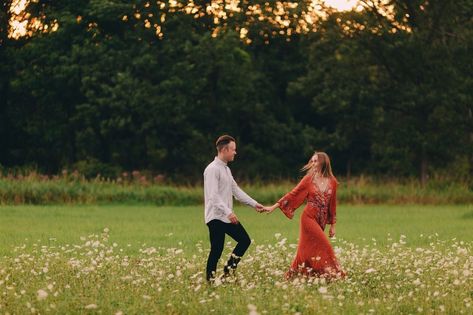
[265,152,345,279]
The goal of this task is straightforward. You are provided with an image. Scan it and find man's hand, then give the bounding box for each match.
[228,213,239,224]
[329,224,336,238]
[255,203,265,213]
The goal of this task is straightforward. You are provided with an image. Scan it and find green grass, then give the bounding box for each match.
[1,204,472,314]
[1,205,472,256]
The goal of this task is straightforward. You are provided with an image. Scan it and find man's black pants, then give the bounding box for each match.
[206,219,251,281]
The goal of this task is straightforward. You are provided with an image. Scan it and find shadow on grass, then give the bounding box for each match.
[461,210,473,219]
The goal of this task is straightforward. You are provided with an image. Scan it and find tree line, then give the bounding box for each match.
[0,1,472,183]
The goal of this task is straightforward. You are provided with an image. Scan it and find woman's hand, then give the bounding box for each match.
[329,224,336,238]
[263,203,279,213]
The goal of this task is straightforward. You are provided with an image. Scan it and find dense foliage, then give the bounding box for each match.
[1,1,471,183]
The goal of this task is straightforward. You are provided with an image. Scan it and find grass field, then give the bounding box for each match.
[1,204,472,314]
[1,205,472,254]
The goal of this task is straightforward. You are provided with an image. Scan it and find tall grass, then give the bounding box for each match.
[1,205,472,313]
[1,229,472,314]
[0,171,471,205]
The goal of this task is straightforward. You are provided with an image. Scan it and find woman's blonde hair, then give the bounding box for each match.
[301,151,338,182]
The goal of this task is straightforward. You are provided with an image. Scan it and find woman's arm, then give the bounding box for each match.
[328,180,337,237]
[265,176,310,218]
[327,180,337,225]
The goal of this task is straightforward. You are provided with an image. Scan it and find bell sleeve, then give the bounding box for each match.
[327,180,337,225]
[277,175,310,219]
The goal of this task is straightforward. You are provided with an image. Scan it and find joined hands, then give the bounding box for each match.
[256,203,279,214]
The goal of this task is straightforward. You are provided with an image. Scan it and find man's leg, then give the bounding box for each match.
[206,220,226,281]
[223,222,251,275]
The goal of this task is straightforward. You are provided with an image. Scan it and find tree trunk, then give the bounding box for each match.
[0,1,12,165]
[420,148,428,187]
[467,108,473,178]
[346,158,352,186]
[93,126,111,164]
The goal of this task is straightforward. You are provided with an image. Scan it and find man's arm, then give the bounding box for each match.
[231,178,262,210]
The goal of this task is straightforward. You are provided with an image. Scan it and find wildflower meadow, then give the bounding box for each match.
[1,205,472,314]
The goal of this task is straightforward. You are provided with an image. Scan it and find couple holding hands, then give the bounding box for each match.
[204,135,345,282]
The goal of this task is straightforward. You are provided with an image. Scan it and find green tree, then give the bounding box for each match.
[0,1,15,166]
[290,0,473,183]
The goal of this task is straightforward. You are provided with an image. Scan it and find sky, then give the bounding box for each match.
[324,0,359,11]
[9,0,361,39]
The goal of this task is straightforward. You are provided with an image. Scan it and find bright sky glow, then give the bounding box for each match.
[8,1,366,40]
[323,0,360,12]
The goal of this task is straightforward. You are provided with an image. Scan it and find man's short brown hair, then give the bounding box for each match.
[216,135,236,151]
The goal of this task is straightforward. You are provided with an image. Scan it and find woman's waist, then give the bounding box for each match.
[302,207,327,218]
[305,200,329,212]
[302,204,328,218]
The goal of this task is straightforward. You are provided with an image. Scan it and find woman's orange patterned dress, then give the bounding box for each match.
[278,175,345,279]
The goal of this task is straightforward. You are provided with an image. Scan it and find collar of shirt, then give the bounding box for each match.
[214,156,227,167]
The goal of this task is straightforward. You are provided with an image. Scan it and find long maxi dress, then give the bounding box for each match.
[278,175,345,279]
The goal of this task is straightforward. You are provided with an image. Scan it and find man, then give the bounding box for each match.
[204,135,264,282]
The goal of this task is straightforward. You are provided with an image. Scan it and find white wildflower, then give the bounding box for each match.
[318,286,328,294]
[247,304,259,315]
[37,289,48,300]
[85,304,97,309]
